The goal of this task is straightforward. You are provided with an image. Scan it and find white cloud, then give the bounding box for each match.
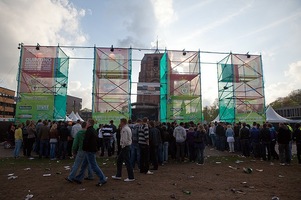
[285,60,301,82]
[151,0,176,26]
[0,0,87,90]
[68,81,92,109]
[265,60,301,104]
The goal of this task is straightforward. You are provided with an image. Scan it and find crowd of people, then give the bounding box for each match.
[7,118,301,186]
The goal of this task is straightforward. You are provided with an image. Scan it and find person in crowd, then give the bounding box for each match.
[49,123,59,160]
[268,123,279,160]
[138,117,153,175]
[209,123,216,148]
[277,123,291,165]
[67,122,73,157]
[13,123,23,158]
[161,125,170,163]
[74,119,107,187]
[216,122,226,151]
[286,123,294,161]
[240,123,250,157]
[102,124,114,157]
[186,127,196,162]
[34,119,43,154]
[97,124,104,157]
[259,123,271,161]
[112,118,135,182]
[168,122,176,160]
[194,125,206,165]
[129,119,140,169]
[59,122,70,159]
[22,120,30,157]
[293,123,301,164]
[149,121,161,170]
[110,120,117,155]
[39,120,50,159]
[234,123,241,152]
[225,124,235,153]
[173,122,187,163]
[250,122,260,158]
[26,121,36,158]
[116,124,122,156]
[71,120,82,139]
[66,122,93,182]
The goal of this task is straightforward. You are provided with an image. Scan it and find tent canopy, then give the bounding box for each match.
[211,106,300,123]
[265,106,300,123]
[75,112,84,122]
[68,111,79,122]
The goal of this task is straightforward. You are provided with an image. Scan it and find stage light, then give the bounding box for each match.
[224,86,229,90]
[61,83,67,87]
[110,45,114,52]
[246,52,251,58]
[18,43,23,49]
[183,49,186,56]
[36,43,40,50]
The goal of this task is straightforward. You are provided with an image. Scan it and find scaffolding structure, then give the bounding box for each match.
[92,47,131,125]
[217,53,265,123]
[15,45,69,122]
[160,50,202,123]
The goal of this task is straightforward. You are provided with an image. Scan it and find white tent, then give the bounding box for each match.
[266,106,300,123]
[65,116,72,122]
[75,112,84,122]
[68,111,79,122]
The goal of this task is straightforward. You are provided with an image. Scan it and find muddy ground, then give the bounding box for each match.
[0,147,300,200]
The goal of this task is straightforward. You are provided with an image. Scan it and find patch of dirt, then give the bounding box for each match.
[1,154,301,200]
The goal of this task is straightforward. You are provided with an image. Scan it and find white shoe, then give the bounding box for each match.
[124,178,135,182]
[111,176,121,180]
[146,171,154,175]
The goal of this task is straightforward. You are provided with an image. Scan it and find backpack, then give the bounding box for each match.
[131,125,139,142]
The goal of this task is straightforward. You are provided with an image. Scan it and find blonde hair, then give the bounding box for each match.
[50,123,57,132]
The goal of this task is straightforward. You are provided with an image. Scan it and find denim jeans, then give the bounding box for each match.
[241,139,250,157]
[116,146,134,179]
[158,143,163,164]
[210,134,216,147]
[40,139,49,157]
[130,143,140,169]
[59,141,68,159]
[176,142,185,162]
[50,142,57,159]
[162,142,169,162]
[279,144,290,164]
[68,151,93,180]
[261,142,271,161]
[150,145,159,170]
[252,142,261,158]
[75,152,106,184]
[195,143,205,164]
[103,137,112,156]
[14,139,22,158]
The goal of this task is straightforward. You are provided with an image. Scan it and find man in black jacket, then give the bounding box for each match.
[240,123,250,157]
[259,123,271,161]
[293,123,301,164]
[278,123,291,165]
[74,119,107,186]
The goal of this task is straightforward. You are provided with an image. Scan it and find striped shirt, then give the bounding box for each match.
[138,123,149,145]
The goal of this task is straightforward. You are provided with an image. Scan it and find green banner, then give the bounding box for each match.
[92,111,129,126]
[15,93,54,123]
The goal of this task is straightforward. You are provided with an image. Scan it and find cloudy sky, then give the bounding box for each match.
[0,0,300,109]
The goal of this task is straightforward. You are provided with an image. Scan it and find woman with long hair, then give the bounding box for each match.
[194,125,206,165]
[49,123,59,160]
[226,124,235,153]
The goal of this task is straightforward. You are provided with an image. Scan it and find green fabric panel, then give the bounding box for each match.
[54,49,69,120]
[160,52,167,122]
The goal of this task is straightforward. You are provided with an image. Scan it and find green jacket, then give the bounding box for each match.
[72,129,86,153]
